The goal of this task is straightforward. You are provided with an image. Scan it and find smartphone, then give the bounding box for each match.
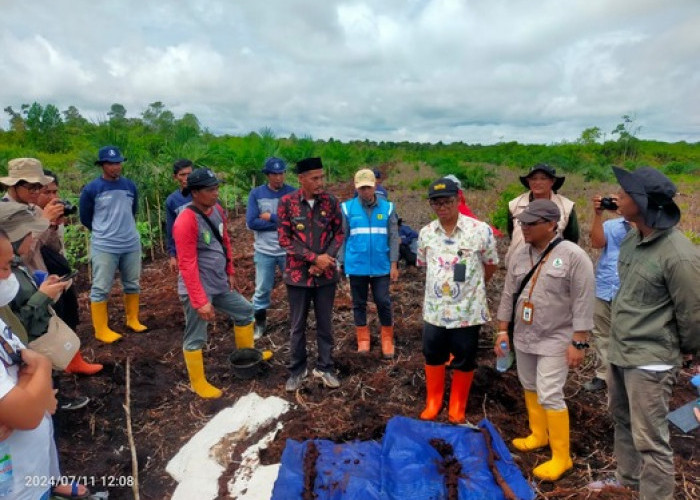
[59,270,79,282]
[453,263,466,282]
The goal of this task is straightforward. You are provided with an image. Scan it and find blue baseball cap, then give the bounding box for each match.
[95,146,126,165]
[262,157,287,174]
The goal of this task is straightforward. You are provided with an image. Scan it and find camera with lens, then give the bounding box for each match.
[58,200,78,216]
[599,197,618,211]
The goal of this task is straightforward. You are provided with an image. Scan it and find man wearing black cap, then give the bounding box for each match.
[496,198,594,482]
[505,164,579,268]
[246,157,296,339]
[79,146,147,343]
[277,157,344,391]
[165,159,193,271]
[417,177,498,425]
[173,168,268,398]
[588,167,699,499]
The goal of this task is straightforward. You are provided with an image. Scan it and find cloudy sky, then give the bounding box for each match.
[1,0,698,144]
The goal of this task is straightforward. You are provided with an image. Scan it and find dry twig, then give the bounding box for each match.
[123,357,140,500]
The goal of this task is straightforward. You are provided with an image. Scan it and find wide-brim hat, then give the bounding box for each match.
[520,163,565,192]
[94,145,126,165]
[0,158,54,187]
[0,201,50,242]
[182,168,222,196]
[612,166,680,230]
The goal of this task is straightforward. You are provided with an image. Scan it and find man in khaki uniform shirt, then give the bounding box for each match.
[495,199,594,482]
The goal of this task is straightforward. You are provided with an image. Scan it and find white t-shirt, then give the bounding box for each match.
[0,319,53,500]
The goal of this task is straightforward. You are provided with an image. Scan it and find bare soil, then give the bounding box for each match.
[56,171,699,500]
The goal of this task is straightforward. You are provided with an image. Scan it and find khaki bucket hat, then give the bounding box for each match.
[0,158,54,187]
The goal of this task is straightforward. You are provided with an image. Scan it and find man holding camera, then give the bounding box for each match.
[583,195,631,392]
[417,177,498,424]
[0,158,65,273]
[79,146,148,343]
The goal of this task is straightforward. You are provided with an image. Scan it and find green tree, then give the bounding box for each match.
[108,103,127,123]
[578,126,601,145]
[611,114,641,162]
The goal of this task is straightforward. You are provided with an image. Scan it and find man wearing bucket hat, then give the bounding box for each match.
[246,157,295,339]
[277,157,344,392]
[338,168,399,358]
[495,198,594,482]
[505,164,579,269]
[173,168,270,398]
[588,167,699,499]
[79,146,148,343]
[1,158,65,273]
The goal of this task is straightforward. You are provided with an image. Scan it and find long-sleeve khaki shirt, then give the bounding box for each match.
[497,239,595,356]
[609,227,700,367]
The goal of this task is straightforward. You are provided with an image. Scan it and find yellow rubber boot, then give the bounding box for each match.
[420,364,445,420]
[380,325,394,359]
[124,293,148,332]
[90,301,122,344]
[356,325,370,353]
[512,391,549,451]
[183,349,222,399]
[234,322,272,361]
[533,409,573,481]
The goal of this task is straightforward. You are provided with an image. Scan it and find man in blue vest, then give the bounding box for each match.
[339,168,399,358]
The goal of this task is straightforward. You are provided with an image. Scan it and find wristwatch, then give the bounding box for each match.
[571,340,590,350]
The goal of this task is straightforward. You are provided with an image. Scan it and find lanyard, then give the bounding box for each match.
[526,248,554,302]
[0,327,21,367]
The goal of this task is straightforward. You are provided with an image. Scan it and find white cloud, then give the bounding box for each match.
[0,0,698,143]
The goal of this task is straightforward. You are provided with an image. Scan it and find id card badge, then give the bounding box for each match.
[521,301,534,324]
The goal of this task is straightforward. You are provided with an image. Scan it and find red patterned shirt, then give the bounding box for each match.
[277,189,344,287]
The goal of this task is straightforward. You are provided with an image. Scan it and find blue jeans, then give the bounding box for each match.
[252,251,286,311]
[180,292,254,351]
[90,248,142,302]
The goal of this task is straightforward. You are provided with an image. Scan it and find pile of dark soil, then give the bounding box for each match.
[55,178,699,499]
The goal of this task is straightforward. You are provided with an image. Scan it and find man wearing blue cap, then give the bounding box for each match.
[246,157,296,339]
[79,146,147,343]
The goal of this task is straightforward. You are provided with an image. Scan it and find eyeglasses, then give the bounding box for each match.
[518,219,549,227]
[429,198,455,208]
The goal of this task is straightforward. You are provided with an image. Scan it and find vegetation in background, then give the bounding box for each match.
[1,102,698,262]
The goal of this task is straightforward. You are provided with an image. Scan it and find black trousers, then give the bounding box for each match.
[422,322,480,372]
[349,275,392,327]
[399,243,417,266]
[287,283,337,375]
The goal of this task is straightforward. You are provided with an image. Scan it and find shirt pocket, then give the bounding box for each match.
[543,266,569,295]
[633,263,666,306]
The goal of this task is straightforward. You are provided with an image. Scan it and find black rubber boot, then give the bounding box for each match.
[254,309,267,340]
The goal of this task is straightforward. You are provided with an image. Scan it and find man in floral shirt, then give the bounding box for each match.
[417,177,498,424]
[277,157,344,392]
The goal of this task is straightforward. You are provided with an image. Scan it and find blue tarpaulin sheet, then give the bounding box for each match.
[271,416,535,500]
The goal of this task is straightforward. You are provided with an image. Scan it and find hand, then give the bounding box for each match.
[260,212,272,221]
[42,199,65,222]
[169,256,178,272]
[592,195,604,216]
[19,348,53,374]
[309,264,323,277]
[315,253,336,271]
[0,423,12,442]
[196,303,216,321]
[566,345,585,368]
[390,265,399,282]
[228,274,240,292]
[493,332,509,357]
[38,275,69,300]
[694,406,700,424]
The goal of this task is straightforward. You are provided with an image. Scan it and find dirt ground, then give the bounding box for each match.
[56,173,699,500]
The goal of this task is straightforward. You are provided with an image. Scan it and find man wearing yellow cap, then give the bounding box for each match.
[339,169,399,358]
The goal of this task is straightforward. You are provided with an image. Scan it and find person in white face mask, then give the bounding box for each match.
[0,227,93,499]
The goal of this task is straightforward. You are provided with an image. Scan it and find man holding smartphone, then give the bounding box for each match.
[417,177,498,424]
